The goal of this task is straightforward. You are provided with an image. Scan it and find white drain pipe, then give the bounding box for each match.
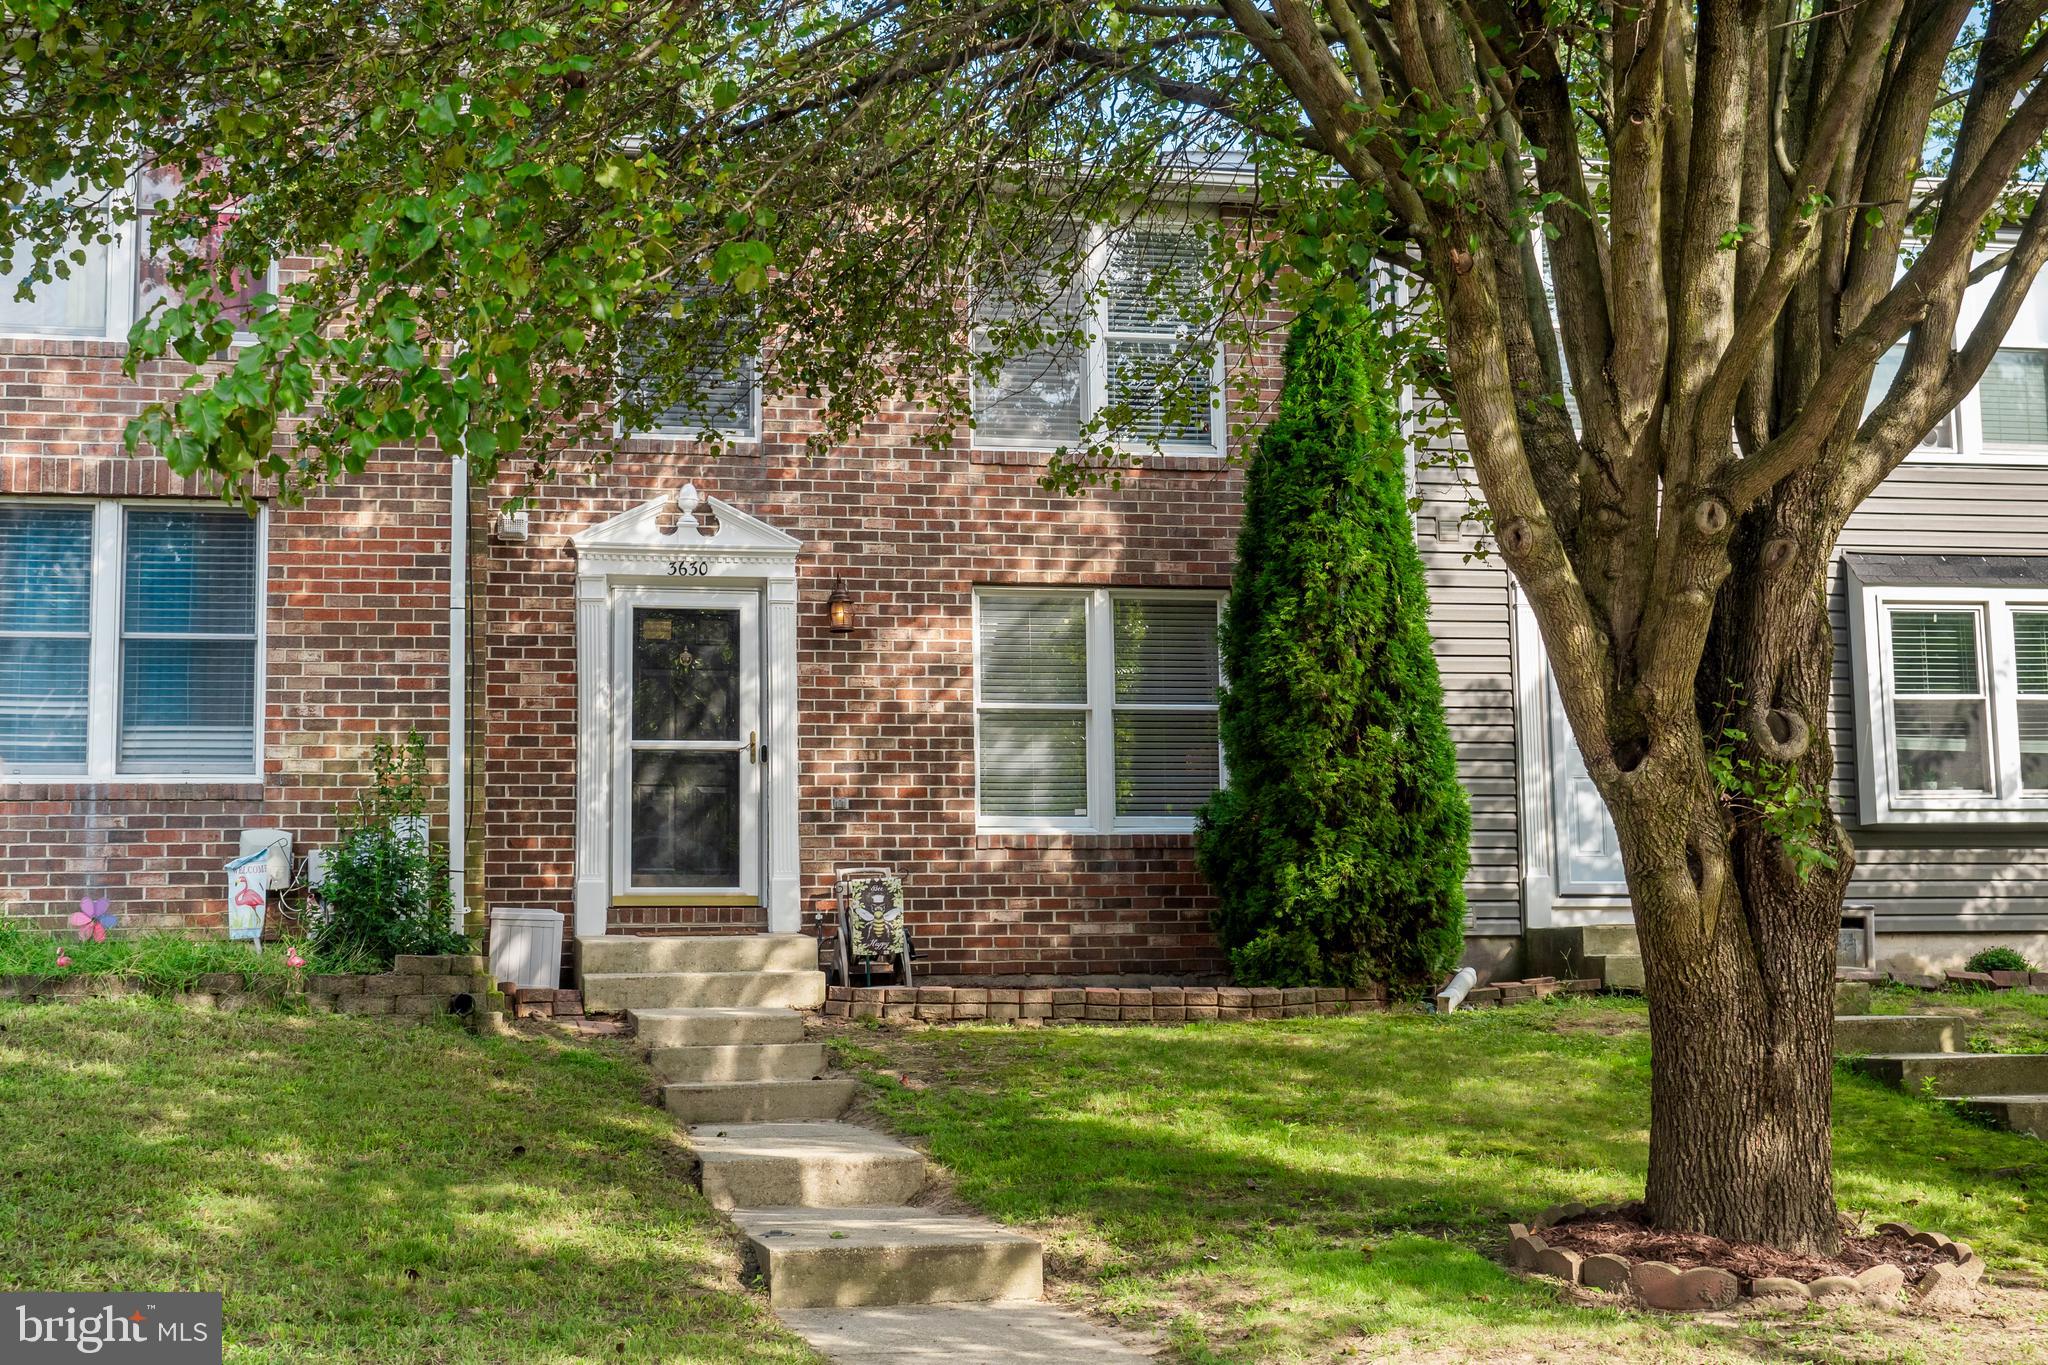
[448,456,469,934]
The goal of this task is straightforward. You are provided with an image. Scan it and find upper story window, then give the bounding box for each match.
[617,306,760,441]
[0,500,263,781]
[1847,554,2048,824]
[1865,345,1957,450]
[973,588,1222,832]
[971,222,1223,456]
[0,170,273,342]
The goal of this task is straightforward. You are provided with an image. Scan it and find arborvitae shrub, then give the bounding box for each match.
[1197,310,1469,990]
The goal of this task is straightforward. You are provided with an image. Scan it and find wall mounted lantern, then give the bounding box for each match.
[826,579,856,633]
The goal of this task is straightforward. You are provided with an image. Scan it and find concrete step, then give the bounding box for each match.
[652,1042,828,1085]
[1947,1094,2048,1139]
[631,1006,809,1048]
[578,933,818,975]
[778,1303,1156,1363]
[1847,1051,2048,1098]
[689,1121,928,1209]
[733,1206,1043,1309]
[582,969,826,1013]
[1584,953,1644,992]
[1527,924,1640,979]
[1835,980,1874,1017]
[1834,1014,1962,1056]
[662,1077,858,1124]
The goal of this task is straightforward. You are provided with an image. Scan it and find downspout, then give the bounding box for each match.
[449,456,469,935]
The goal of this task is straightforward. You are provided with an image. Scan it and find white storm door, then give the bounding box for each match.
[612,589,762,898]
[1546,674,1627,894]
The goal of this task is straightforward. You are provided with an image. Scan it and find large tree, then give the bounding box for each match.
[9,1,2048,1252]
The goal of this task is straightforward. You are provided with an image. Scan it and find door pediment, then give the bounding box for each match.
[573,483,801,580]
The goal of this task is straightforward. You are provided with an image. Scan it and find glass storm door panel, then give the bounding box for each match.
[613,592,761,895]
[1548,674,1627,894]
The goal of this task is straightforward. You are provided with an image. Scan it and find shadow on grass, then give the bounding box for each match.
[831,1004,2048,1362]
[0,998,816,1365]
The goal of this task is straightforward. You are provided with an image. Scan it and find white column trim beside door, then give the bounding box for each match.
[1509,582,1556,930]
[765,576,801,932]
[573,575,613,939]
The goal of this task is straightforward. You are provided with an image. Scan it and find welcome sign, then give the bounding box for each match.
[1,1293,221,1362]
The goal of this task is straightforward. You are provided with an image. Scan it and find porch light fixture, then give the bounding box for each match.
[826,579,856,633]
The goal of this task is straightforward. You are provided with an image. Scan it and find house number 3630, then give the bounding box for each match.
[666,559,709,577]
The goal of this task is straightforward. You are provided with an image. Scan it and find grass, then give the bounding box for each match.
[828,997,2048,1363]
[0,920,376,992]
[0,997,819,1364]
[1868,980,2048,1054]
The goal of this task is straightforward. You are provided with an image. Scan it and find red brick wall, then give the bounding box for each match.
[5,322,1279,977]
[1,339,452,931]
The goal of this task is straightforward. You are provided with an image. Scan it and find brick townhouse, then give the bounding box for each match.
[9,185,2048,987]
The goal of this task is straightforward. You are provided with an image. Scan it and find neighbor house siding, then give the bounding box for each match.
[1832,462,2048,935]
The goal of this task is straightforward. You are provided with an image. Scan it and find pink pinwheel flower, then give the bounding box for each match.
[54,951,71,968]
[69,895,116,944]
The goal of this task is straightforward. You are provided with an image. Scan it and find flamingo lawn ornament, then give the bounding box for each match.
[70,896,115,943]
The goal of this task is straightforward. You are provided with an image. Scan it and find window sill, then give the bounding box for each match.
[0,779,265,802]
[967,446,1232,473]
[977,830,1197,850]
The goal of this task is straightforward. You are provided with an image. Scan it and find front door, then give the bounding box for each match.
[612,589,762,899]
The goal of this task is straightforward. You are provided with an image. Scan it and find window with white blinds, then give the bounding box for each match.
[2017,612,2048,790]
[0,500,263,781]
[618,305,760,440]
[1979,348,2048,447]
[1864,346,1957,450]
[975,589,1221,830]
[0,506,93,771]
[1884,609,1990,793]
[970,220,1222,455]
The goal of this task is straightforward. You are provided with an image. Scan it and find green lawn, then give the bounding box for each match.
[0,998,818,1364]
[828,998,2048,1364]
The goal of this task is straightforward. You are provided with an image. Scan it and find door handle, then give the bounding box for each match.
[748,730,759,764]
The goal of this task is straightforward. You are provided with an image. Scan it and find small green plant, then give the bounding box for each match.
[1705,688,1838,881]
[1965,946,2033,976]
[306,730,469,967]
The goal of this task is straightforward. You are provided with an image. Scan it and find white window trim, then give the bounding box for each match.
[1849,572,2048,824]
[972,586,1224,835]
[1899,344,2048,466]
[616,361,764,444]
[0,496,267,785]
[970,216,1227,459]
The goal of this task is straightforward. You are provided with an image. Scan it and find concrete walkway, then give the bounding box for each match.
[588,935,1155,1361]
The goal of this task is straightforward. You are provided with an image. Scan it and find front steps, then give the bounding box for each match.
[598,932,1074,1340]
[731,1206,1044,1310]
[1526,925,1644,992]
[691,1122,928,1210]
[1834,982,2048,1141]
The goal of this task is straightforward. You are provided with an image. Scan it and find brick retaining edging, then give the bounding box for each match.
[305,954,498,1028]
[822,983,1390,1024]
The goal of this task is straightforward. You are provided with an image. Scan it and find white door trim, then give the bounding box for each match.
[571,484,803,937]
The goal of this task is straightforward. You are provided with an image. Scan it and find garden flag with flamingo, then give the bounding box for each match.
[224,848,271,944]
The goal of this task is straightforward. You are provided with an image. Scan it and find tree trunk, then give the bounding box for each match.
[1592,508,1856,1255]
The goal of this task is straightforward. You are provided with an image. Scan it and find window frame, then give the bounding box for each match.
[970,216,1227,459]
[1849,570,2048,824]
[0,497,266,784]
[972,586,1224,834]
[613,304,764,445]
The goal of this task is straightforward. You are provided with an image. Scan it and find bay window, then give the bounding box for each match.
[0,501,263,781]
[974,589,1221,832]
[971,221,1222,455]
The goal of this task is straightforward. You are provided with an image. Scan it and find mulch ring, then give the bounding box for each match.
[1508,1201,1986,1312]
[1540,1203,1947,1285]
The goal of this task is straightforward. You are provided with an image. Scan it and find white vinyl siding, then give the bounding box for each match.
[0,500,263,782]
[971,221,1222,455]
[975,588,1222,832]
